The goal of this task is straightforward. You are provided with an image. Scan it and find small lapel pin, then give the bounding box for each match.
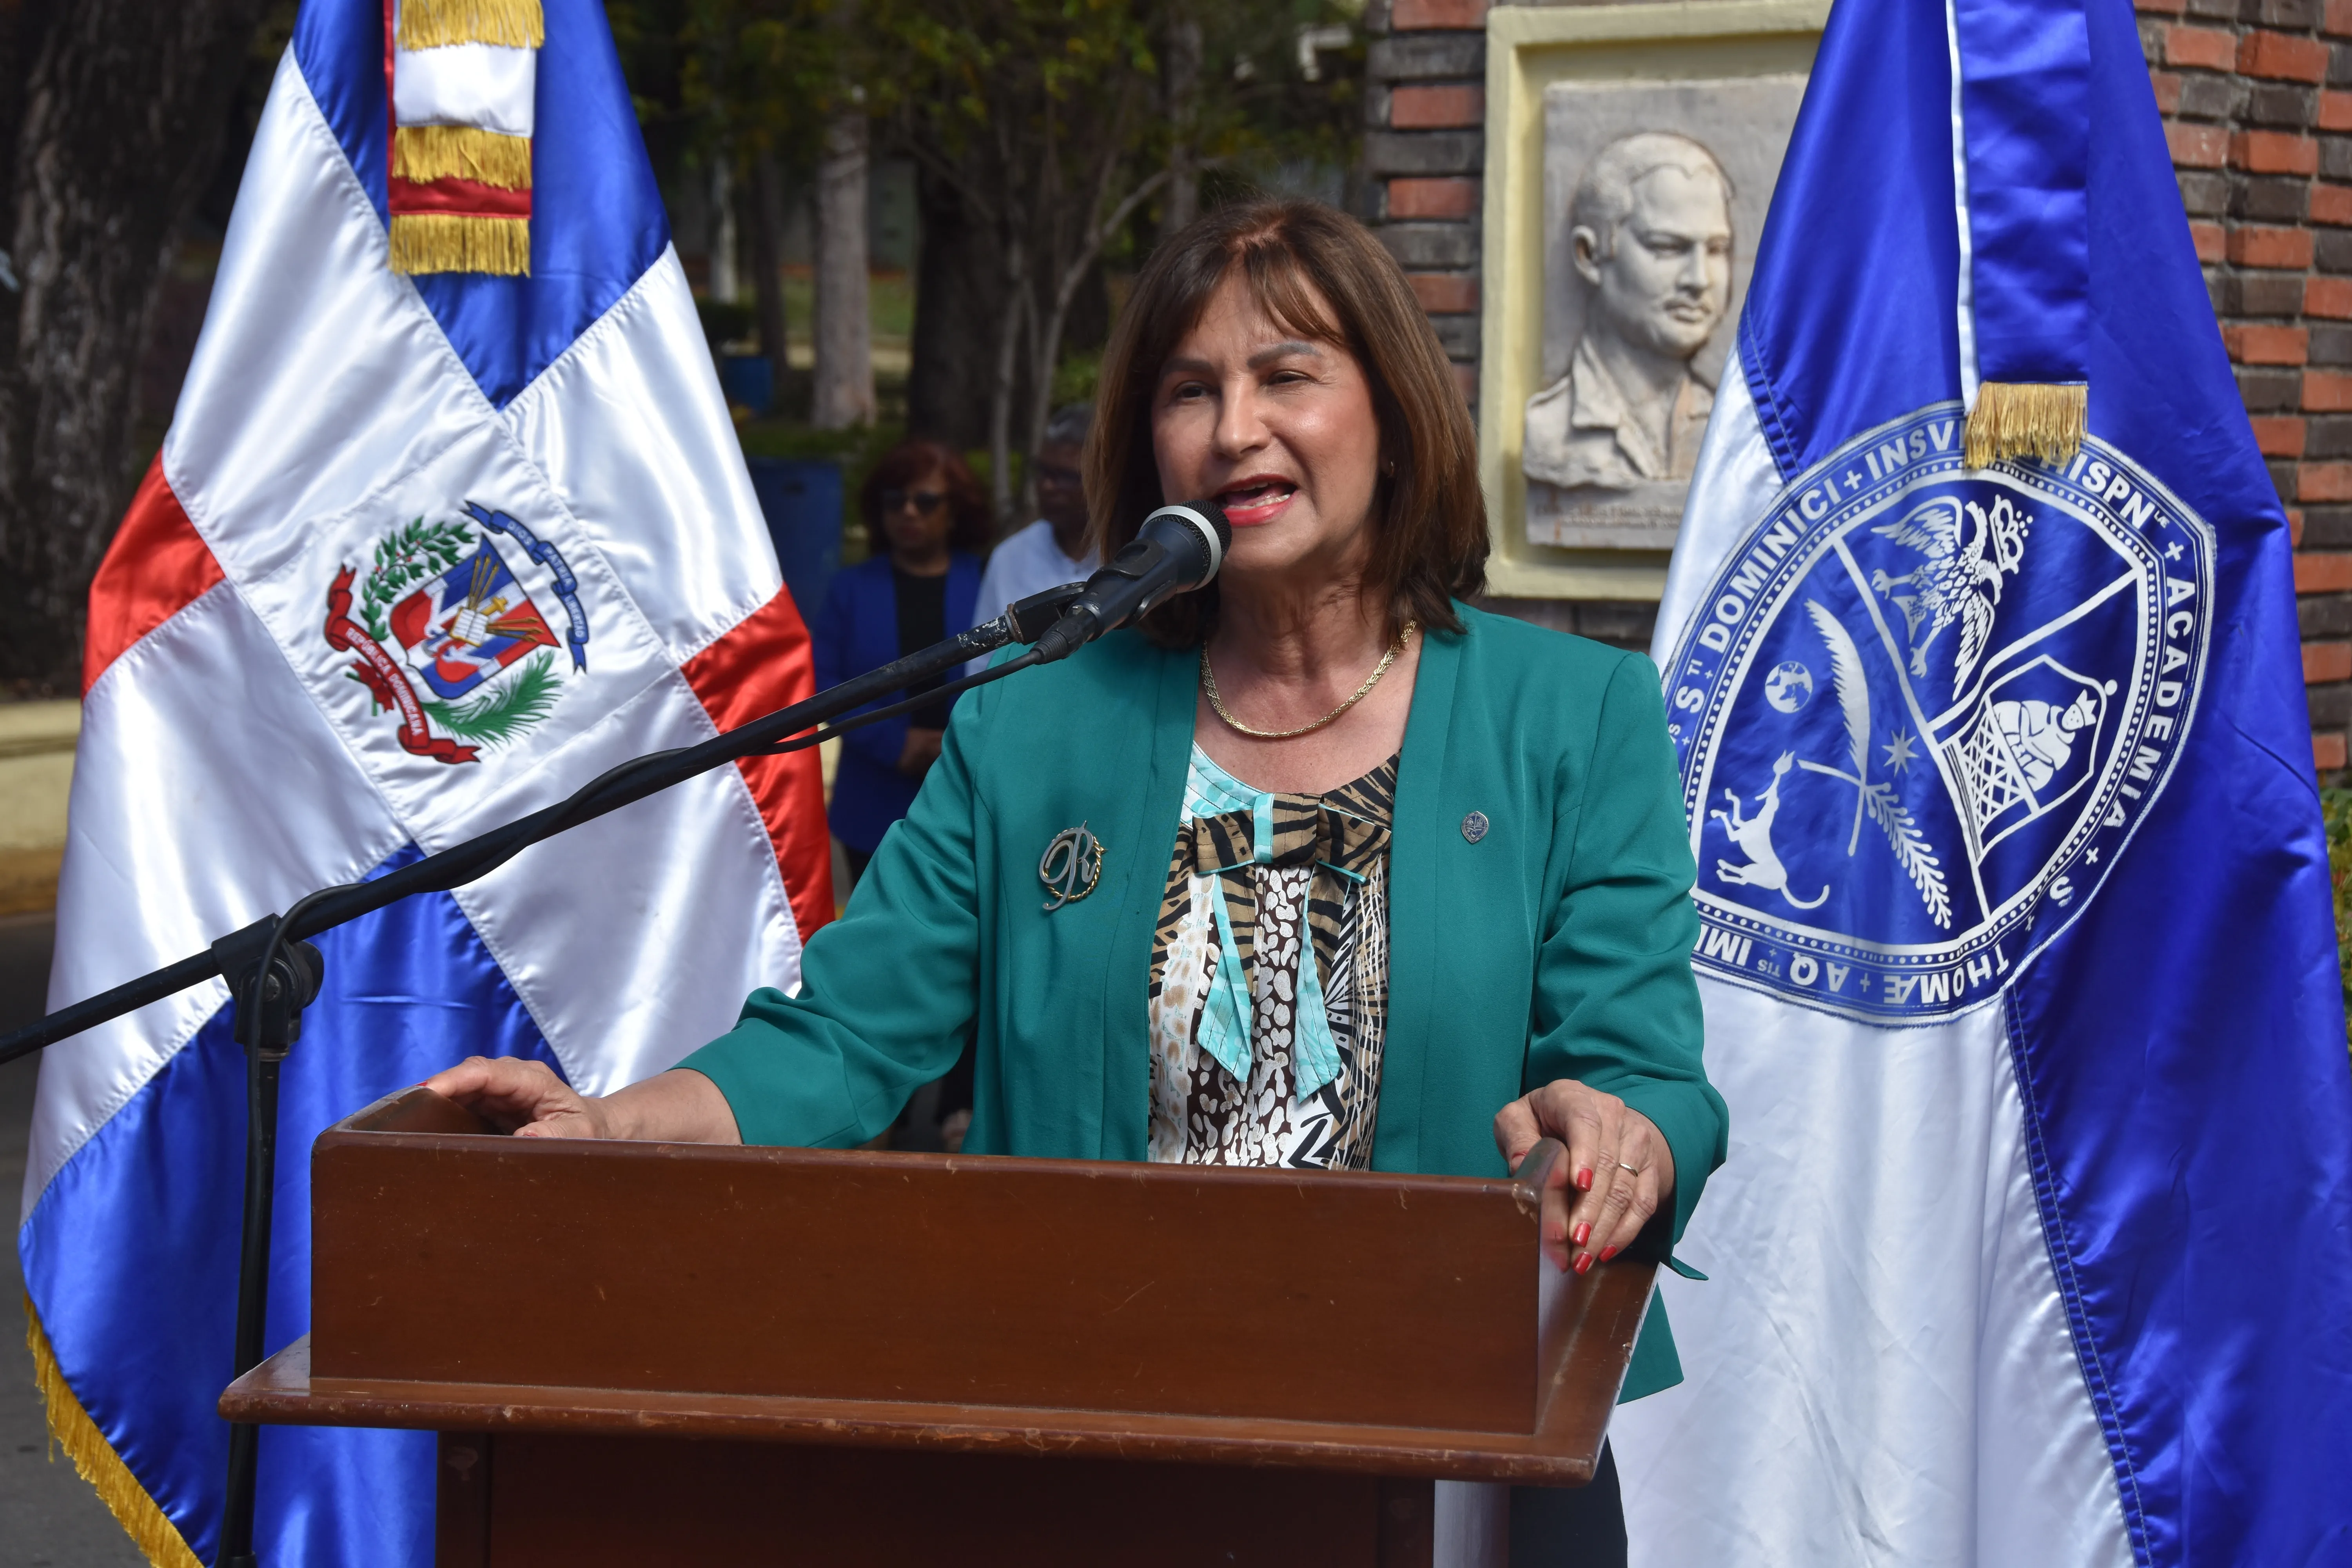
[1461,810,1490,844]
[1040,822,1105,911]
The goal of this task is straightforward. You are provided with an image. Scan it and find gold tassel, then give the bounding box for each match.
[389,213,531,276]
[395,0,544,49]
[24,1294,204,1568]
[392,125,531,190]
[1964,381,2088,469]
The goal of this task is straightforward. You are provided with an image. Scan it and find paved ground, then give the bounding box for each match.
[0,915,147,1567]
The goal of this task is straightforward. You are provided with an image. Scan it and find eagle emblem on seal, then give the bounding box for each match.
[1867,492,2031,689]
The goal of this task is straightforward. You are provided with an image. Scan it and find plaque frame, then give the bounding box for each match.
[1478,0,1831,602]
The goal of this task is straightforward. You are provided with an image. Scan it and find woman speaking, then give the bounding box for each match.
[432,199,1726,1564]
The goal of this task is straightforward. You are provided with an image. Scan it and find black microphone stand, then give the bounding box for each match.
[0,583,1083,1568]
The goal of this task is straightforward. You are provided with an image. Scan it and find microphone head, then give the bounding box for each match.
[1140,499,1232,589]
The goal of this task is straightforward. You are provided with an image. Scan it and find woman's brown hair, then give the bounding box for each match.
[858,439,991,557]
[1084,197,1488,646]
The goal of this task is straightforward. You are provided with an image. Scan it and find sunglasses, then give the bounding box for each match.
[881,488,948,515]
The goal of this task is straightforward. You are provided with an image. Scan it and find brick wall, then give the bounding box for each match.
[1361,0,2352,759]
[1363,0,1665,644]
[1363,0,1489,414]
[2141,0,2351,772]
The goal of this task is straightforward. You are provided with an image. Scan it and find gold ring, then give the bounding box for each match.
[1617,1160,1641,1174]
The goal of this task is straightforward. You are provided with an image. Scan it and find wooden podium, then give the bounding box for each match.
[222,1088,1656,1566]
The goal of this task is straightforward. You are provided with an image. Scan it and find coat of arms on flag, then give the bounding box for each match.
[322,501,591,763]
[389,537,556,699]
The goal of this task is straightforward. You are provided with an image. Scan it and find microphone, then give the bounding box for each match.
[1028,500,1231,664]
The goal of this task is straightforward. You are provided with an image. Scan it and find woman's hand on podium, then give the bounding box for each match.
[425,1057,611,1137]
[1494,1080,1675,1277]
[424,1057,742,1143]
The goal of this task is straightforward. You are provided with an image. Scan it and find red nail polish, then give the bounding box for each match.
[1576,1167,1594,1191]
[1600,1245,1618,1263]
[1572,1222,1591,1247]
[1574,1252,1593,1275]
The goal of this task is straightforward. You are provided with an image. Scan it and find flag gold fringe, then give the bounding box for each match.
[392,125,531,189]
[24,1294,203,1568]
[389,213,530,276]
[395,0,543,49]
[1964,381,2087,468]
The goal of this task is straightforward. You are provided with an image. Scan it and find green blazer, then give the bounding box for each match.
[685,602,1726,1400]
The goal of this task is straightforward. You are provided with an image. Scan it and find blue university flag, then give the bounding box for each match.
[1610,0,2352,1562]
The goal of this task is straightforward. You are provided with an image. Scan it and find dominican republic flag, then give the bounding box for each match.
[1609,0,2352,1562]
[17,0,832,1562]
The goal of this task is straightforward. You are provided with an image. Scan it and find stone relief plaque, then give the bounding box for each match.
[1524,76,1806,551]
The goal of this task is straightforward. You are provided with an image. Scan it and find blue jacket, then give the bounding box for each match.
[811,552,982,853]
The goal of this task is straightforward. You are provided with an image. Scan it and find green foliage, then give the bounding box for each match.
[359,518,472,641]
[777,269,915,347]
[697,296,759,352]
[736,420,900,464]
[2325,787,2352,1042]
[609,0,873,165]
[865,0,1367,236]
[610,0,1371,520]
[421,652,561,746]
[1051,348,1102,411]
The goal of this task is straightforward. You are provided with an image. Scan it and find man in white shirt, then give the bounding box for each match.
[976,403,1099,624]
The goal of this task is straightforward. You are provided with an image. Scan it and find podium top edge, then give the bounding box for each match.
[326,1087,1557,1212]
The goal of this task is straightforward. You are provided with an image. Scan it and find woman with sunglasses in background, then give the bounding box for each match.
[813,440,990,892]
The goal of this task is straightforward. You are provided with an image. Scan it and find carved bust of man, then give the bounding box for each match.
[1525,132,1735,493]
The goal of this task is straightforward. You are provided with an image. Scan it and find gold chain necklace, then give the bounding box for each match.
[1200,621,1417,741]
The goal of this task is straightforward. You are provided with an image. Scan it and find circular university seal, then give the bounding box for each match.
[1663,404,2214,1024]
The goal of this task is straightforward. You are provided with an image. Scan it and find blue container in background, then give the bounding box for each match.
[719,353,774,416]
[745,457,843,617]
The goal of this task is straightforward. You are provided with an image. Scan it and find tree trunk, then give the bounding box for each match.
[811,107,873,430]
[1160,15,1202,241]
[986,233,1026,524]
[707,154,738,303]
[0,0,262,691]
[748,149,790,407]
[1017,159,1166,518]
[0,1,61,231]
[1018,284,1068,523]
[906,160,1004,449]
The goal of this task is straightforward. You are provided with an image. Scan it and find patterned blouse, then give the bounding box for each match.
[1147,746,1400,1169]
